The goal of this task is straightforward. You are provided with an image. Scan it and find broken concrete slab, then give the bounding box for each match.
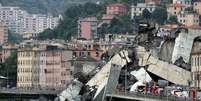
[58,79,83,101]
[136,46,191,86]
[87,50,131,87]
[172,29,201,63]
[87,50,131,101]
[130,68,152,83]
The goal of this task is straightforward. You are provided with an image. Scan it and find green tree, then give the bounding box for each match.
[38,28,55,40]
[8,30,23,44]
[98,23,109,37]
[98,14,133,35]
[0,52,17,87]
[0,0,101,15]
[152,7,167,25]
[37,2,104,40]
[167,15,178,24]
[142,8,151,20]
[104,0,144,5]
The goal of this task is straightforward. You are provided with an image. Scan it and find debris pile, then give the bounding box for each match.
[56,22,200,101]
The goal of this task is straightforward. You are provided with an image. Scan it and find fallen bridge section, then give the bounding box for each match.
[136,46,191,86]
[87,50,131,87]
[172,28,201,63]
[86,50,131,101]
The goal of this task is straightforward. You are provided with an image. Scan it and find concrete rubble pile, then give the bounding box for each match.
[56,79,83,101]
[56,46,192,101]
[56,50,131,101]
[56,23,200,101]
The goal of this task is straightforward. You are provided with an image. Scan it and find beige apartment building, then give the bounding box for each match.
[17,44,72,89]
[0,23,8,45]
[167,3,185,16]
[173,0,192,7]
[177,12,200,26]
[193,1,201,15]
[191,41,201,89]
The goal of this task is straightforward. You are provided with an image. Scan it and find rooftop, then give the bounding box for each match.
[160,24,180,29]
[73,56,98,62]
[169,3,185,7]
[79,17,98,22]
[107,3,126,7]
[132,3,156,7]
[183,25,201,29]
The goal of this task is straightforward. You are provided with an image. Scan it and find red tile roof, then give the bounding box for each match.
[160,24,179,29]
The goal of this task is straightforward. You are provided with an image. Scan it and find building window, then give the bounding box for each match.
[150,8,152,11]
[61,80,65,84]
[88,52,90,56]
[79,52,82,56]
[96,52,99,57]
[200,57,201,66]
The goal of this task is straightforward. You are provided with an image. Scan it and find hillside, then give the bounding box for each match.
[0,0,99,15]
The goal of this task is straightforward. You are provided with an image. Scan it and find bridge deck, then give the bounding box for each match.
[106,92,192,101]
[0,88,61,95]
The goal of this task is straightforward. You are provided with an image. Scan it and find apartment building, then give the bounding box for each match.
[0,23,8,45]
[70,39,104,61]
[167,3,185,16]
[0,6,25,34]
[78,17,98,40]
[177,12,199,26]
[131,2,156,19]
[193,0,201,15]
[17,43,72,89]
[106,3,127,16]
[191,40,201,89]
[173,0,192,7]
[0,4,59,35]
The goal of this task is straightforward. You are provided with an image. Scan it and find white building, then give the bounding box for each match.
[0,4,59,36]
[0,6,25,34]
[131,2,156,19]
